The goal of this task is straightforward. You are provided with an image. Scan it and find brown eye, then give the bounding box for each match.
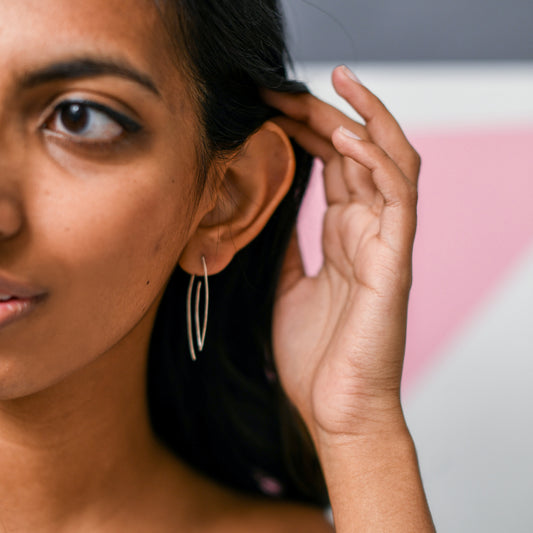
[44,100,140,143]
[60,103,90,134]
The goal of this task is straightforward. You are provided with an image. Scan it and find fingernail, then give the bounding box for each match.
[342,65,361,83]
[338,126,362,141]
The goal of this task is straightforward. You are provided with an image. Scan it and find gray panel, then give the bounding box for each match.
[281,0,533,61]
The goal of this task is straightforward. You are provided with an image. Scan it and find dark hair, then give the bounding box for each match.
[147,0,328,506]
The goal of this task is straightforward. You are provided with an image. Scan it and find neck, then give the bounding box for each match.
[0,307,168,532]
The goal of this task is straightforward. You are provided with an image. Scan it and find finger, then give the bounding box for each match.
[332,127,417,250]
[271,116,353,204]
[271,116,337,163]
[322,157,352,205]
[262,88,369,143]
[272,117,375,206]
[340,155,378,206]
[332,66,421,184]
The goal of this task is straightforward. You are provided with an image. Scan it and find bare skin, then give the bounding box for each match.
[266,68,435,530]
[0,1,331,531]
[0,0,433,531]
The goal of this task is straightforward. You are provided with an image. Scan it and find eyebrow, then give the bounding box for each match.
[19,57,161,97]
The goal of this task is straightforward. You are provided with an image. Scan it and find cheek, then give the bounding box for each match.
[41,168,190,322]
[0,162,195,398]
[49,175,179,262]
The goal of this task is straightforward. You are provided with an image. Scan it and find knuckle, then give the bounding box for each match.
[364,88,384,110]
[406,179,418,199]
[407,184,419,207]
[399,181,418,207]
[410,148,422,171]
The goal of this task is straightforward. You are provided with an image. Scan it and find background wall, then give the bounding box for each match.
[281,0,533,61]
[287,3,533,532]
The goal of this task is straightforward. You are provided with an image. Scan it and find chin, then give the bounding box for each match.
[0,360,62,401]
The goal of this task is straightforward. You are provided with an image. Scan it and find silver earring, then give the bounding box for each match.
[186,256,209,361]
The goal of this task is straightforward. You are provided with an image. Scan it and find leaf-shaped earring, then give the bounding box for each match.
[186,256,209,361]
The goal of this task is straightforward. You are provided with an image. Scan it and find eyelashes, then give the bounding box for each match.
[42,99,142,148]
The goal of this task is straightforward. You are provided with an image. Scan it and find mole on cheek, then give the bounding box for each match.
[153,238,163,254]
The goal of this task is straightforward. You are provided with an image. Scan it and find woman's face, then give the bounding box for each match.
[0,0,204,398]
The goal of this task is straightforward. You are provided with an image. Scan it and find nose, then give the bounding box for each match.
[0,92,25,240]
[0,195,23,240]
[0,134,27,241]
[0,104,25,241]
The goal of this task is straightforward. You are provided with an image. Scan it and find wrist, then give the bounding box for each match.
[315,429,435,533]
[314,421,415,469]
[308,395,409,449]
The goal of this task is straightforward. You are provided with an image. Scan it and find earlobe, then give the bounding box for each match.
[179,121,296,275]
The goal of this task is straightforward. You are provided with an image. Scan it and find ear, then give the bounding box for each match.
[179,120,295,275]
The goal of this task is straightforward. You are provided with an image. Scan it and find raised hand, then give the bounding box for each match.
[264,66,434,532]
[264,65,420,444]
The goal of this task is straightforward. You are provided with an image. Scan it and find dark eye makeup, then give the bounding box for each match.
[41,99,143,147]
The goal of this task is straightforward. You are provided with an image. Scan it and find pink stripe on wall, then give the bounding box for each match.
[297,128,533,389]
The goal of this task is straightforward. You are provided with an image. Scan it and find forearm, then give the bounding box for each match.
[317,429,435,532]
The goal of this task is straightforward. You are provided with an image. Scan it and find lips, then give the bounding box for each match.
[0,274,46,300]
[0,274,47,330]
